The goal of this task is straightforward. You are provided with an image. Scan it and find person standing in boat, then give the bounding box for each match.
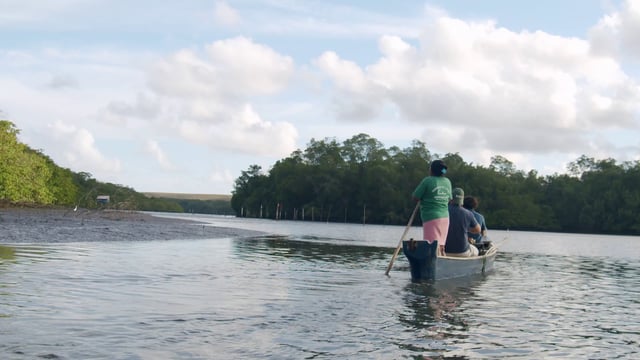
[463,196,487,244]
[445,188,481,257]
[412,159,452,256]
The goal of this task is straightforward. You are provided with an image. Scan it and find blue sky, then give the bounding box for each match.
[1,0,639,194]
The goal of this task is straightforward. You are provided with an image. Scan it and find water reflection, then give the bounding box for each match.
[0,244,90,266]
[0,245,16,261]
[396,276,487,356]
[232,235,392,265]
[1,229,638,359]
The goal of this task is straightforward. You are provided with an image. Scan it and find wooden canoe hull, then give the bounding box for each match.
[402,240,497,281]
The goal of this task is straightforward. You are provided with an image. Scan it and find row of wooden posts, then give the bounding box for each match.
[239,204,368,224]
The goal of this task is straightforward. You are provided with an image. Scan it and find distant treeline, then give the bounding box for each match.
[147,198,235,216]
[0,120,232,215]
[231,133,640,235]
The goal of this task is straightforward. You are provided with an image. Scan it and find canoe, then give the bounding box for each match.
[402,239,497,281]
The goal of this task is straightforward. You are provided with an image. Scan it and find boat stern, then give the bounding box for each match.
[402,239,438,281]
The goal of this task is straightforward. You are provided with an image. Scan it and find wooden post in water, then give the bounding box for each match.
[363,204,366,225]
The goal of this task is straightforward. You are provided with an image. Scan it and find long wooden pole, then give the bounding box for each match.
[491,235,510,250]
[385,202,420,276]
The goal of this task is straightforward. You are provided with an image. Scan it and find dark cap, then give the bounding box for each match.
[452,187,464,205]
[430,160,447,176]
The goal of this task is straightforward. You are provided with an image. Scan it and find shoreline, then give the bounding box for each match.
[0,208,263,243]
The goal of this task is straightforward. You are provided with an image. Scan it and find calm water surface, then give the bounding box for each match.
[1,214,639,359]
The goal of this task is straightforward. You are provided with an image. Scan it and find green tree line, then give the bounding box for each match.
[231,133,640,235]
[0,120,184,212]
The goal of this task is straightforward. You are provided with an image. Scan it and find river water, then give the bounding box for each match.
[1,214,639,359]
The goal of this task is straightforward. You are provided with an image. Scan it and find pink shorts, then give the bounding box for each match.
[422,218,449,246]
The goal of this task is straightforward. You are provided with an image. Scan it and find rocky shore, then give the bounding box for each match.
[0,208,263,243]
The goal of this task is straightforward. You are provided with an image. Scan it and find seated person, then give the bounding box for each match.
[445,188,481,257]
[463,196,487,244]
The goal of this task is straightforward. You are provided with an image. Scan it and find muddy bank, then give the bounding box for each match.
[0,208,263,243]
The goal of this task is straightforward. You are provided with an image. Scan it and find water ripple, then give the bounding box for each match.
[0,235,639,359]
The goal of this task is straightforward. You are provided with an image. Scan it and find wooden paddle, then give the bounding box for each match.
[385,202,420,276]
[492,235,510,249]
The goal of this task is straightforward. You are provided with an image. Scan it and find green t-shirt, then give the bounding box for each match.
[412,176,452,222]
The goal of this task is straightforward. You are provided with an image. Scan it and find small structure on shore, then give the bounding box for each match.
[96,195,110,205]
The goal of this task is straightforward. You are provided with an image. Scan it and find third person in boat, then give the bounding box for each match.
[463,195,488,245]
[445,188,481,257]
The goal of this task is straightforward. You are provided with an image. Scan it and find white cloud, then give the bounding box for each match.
[209,167,234,183]
[315,12,640,164]
[46,74,78,89]
[315,51,385,120]
[206,37,293,94]
[0,47,150,141]
[48,121,121,173]
[589,0,640,60]
[177,104,298,156]
[147,49,218,99]
[143,37,298,156]
[214,1,241,27]
[241,1,420,39]
[0,0,90,26]
[144,139,174,171]
[107,93,160,120]
[148,37,293,98]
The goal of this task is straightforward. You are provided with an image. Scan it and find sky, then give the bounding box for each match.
[1,0,639,195]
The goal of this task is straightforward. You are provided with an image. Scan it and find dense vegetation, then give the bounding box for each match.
[149,198,235,215]
[232,133,640,235]
[0,120,185,212]
[183,199,234,215]
[4,119,638,234]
